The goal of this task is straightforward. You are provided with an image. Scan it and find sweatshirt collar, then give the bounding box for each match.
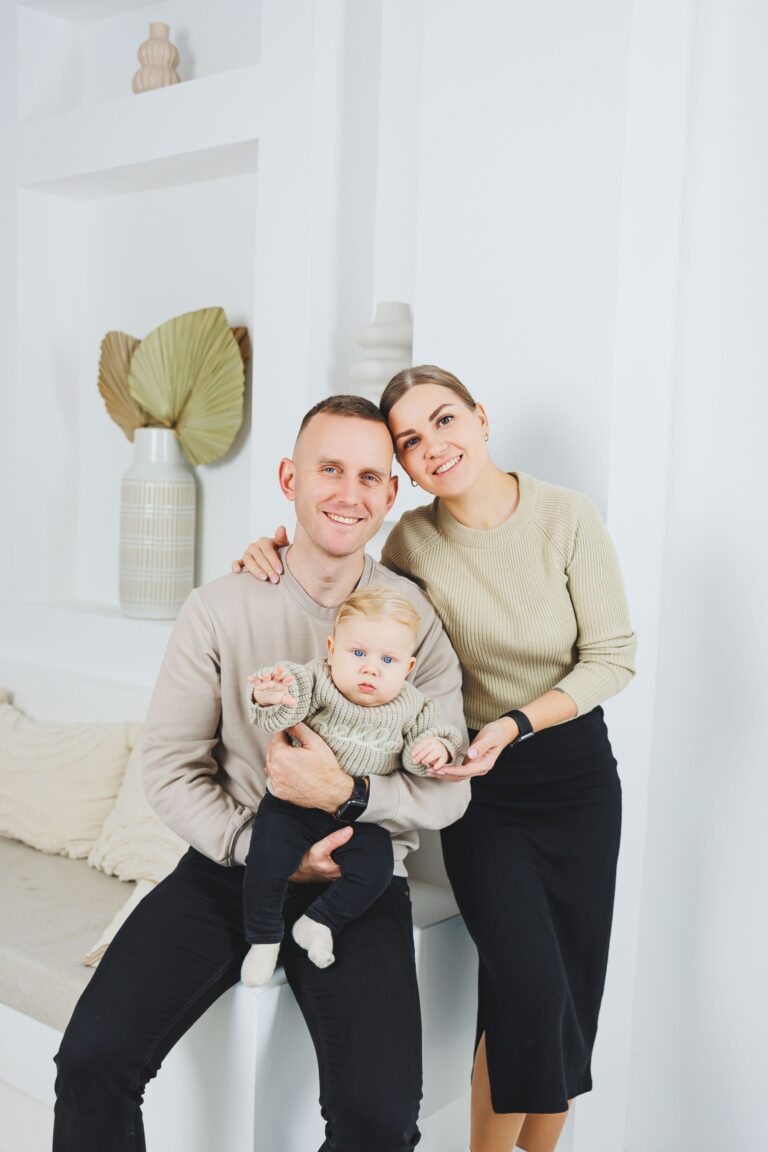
[280,547,378,620]
[435,472,536,548]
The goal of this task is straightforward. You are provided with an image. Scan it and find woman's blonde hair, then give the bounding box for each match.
[379,365,477,424]
[334,587,421,640]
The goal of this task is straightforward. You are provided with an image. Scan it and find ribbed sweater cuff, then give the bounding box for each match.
[554,664,634,717]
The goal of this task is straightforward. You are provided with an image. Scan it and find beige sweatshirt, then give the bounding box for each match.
[381,473,637,730]
[142,553,470,876]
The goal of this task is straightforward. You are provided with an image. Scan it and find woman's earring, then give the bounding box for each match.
[484,432,489,442]
[410,478,419,487]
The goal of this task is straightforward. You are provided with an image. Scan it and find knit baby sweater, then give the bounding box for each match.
[247,659,463,778]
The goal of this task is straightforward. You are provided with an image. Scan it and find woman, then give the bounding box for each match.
[236,366,636,1152]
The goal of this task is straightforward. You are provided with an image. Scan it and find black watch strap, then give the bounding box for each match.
[334,775,369,822]
[505,709,535,745]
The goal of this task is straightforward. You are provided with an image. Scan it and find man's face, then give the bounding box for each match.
[281,414,398,559]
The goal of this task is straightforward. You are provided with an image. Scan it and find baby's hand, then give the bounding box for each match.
[247,666,297,708]
[411,736,451,773]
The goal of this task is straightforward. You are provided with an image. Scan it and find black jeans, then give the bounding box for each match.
[243,792,395,941]
[53,848,422,1152]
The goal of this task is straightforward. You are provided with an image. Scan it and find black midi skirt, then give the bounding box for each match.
[441,706,621,1115]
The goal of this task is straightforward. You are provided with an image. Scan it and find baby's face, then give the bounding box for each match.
[327,617,417,707]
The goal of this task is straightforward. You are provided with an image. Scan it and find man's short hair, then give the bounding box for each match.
[334,587,421,642]
[298,395,387,437]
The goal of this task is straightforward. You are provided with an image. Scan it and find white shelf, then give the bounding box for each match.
[18,0,160,25]
[0,601,173,689]
[16,65,260,196]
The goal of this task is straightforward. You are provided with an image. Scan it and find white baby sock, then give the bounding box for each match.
[292,915,335,968]
[240,942,280,987]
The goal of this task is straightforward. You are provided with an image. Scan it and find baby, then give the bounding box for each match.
[241,586,463,986]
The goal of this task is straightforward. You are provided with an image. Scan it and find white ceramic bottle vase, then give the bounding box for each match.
[132,22,181,95]
[119,428,196,620]
[349,301,413,403]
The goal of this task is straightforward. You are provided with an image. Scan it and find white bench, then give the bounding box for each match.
[0,658,476,1152]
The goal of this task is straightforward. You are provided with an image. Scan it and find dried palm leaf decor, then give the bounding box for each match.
[98,308,250,620]
[98,307,249,463]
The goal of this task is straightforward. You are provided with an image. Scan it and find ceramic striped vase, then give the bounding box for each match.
[119,428,196,619]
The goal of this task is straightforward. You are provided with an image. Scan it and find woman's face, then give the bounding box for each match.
[387,383,489,499]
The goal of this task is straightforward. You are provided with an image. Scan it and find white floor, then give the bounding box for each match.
[0,1082,54,1152]
[0,1080,590,1152]
[0,1080,472,1152]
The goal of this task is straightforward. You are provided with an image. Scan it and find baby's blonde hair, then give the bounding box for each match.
[334,587,421,641]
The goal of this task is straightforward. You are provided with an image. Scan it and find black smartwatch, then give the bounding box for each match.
[505,709,535,747]
[334,776,369,822]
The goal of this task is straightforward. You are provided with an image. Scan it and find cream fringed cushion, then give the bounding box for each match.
[88,737,188,883]
[84,739,188,967]
[82,879,157,968]
[0,699,140,858]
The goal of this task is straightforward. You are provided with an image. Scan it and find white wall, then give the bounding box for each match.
[625,2,768,1148]
[413,0,633,506]
[0,3,18,614]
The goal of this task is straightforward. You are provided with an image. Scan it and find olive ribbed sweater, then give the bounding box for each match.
[381,472,636,730]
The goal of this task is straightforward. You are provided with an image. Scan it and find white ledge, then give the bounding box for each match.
[18,0,160,27]
[16,66,260,196]
[0,601,173,693]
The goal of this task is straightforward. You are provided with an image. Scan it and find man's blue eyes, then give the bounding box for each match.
[322,468,379,482]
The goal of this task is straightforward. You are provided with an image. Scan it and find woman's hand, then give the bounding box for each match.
[232,526,291,581]
[429,718,517,779]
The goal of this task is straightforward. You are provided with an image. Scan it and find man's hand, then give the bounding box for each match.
[289,825,353,883]
[266,722,353,814]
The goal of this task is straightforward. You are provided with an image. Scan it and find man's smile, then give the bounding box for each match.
[323,511,364,525]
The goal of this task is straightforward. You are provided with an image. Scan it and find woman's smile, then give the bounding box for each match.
[431,454,463,476]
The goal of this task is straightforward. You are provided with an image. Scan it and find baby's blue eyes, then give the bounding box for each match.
[352,650,394,664]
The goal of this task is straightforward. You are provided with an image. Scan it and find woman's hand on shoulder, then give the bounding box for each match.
[430,718,517,779]
[231,525,290,581]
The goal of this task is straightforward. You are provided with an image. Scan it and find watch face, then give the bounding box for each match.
[336,799,366,823]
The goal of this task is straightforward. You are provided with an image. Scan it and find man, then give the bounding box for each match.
[53,396,470,1152]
